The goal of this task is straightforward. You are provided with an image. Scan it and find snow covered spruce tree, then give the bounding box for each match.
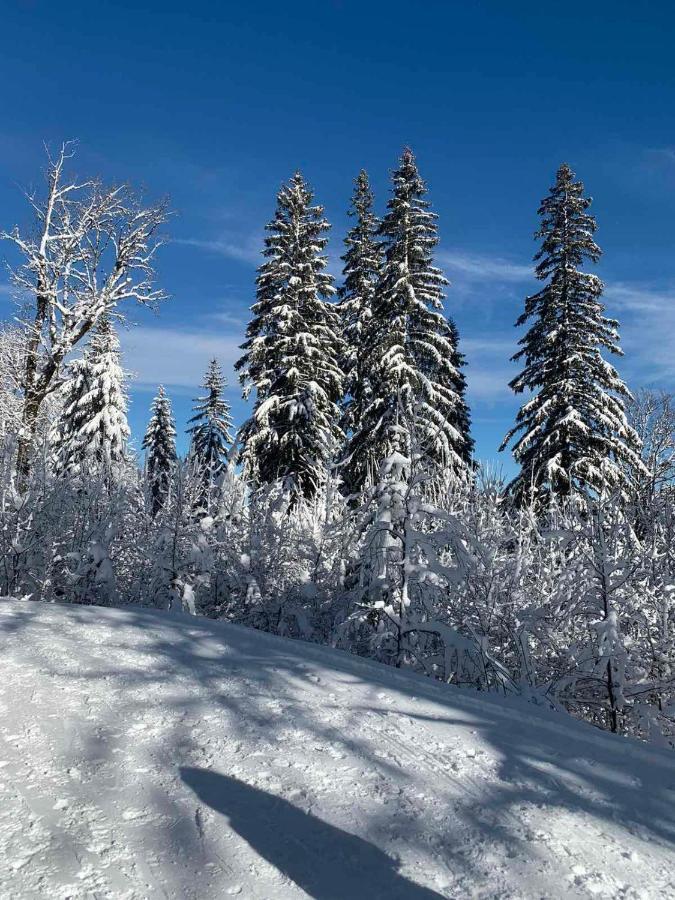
[444,317,474,468]
[341,148,470,496]
[51,317,130,479]
[187,358,233,503]
[2,143,167,490]
[143,386,177,517]
[501,163,643,503]
[341,418,481,677]
[337,170,383,488]
[235,172,343,508]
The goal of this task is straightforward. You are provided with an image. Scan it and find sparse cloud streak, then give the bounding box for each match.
[604,281,675,314]
[438,249,533,283]
[461,335,517,401]
[643,147,675,168]
[174,234,262,265]
[603,281,675,384]
[121,326,243,391]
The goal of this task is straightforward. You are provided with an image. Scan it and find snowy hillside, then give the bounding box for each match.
[1,600,674,899]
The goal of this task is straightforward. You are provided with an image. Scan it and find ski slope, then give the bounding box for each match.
[0,599,674,899]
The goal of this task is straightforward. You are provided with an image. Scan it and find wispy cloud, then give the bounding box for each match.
[457,280,675,393]
[175,234,343,282]
[462,336,517,355]
[602,281,675,384]
[466,367,514,401]
[113,259,675,405]
[604,281,675,314]
[173,233,262,265]
[642,147,675,169]
[120,320,517,403]
[438,249,533,283]
[211,309,249,328]
[176,238,534,289]
[121,326,243,390]
[461,335,517,401]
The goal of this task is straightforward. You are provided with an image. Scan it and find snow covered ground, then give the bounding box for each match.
[0,599,674,899]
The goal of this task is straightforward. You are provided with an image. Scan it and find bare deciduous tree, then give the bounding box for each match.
[626,389,675,506]
[2,143,168,488]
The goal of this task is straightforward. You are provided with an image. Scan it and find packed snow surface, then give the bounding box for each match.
[1,600,674,899]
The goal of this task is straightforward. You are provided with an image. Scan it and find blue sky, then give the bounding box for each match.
[1,1,675,472]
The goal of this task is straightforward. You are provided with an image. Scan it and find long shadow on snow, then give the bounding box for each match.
[181,765,444,900]
[43,606,675,851]
[7,601,675,893]
[359,706,675,857]
[0,598,44,634]
[137,610,675,844]
[153,610,675,862]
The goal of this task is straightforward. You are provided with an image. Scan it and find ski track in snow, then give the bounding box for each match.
[0,599,674,899]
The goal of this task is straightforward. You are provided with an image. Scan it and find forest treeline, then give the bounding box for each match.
[1,144,673,747]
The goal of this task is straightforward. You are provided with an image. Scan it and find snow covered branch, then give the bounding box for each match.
[2,144,169,487]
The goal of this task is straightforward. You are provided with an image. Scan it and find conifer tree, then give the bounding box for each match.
[341,148,470,494]
[501,163,643,503]
[338,171,383,444]
[444,317,474,467]
[235,172,343,506]
[143,386,177,516]
[187,358,233,483]
[52,317,129,477]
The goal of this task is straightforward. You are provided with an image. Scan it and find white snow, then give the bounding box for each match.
[0,598,674,899]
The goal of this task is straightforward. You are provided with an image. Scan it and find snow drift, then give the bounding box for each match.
[0,598,674,899]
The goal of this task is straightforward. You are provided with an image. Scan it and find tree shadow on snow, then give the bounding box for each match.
[8,601,675,895]
[0,598,42,634]
[180,765,444,900]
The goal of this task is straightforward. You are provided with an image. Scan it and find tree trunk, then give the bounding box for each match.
[606,658,619,733]
[16,281,51,492]
[15,391,40,493]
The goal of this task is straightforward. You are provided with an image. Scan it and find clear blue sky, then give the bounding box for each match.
[1,0,675,472]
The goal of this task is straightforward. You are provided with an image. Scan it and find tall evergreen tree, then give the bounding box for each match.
[235,172,343,506]
[341,148,470,494]
[143,386,177,516]
[52,317,129,477]
[338,171,383,447]
[187,358,233,483]
[501,163,643,503]
[444,317,474,468]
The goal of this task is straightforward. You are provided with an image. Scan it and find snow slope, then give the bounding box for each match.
[0,600,674,899]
